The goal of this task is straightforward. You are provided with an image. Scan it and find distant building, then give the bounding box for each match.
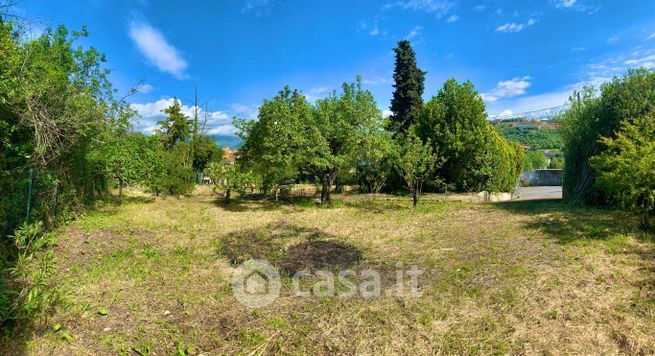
[223,146,239,164]
[511,121,539,130]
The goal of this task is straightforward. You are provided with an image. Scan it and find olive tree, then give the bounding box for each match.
[397,134,438,207]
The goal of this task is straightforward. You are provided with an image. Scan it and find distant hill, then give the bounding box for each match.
[494,122,562,150]
[210,134,243,149]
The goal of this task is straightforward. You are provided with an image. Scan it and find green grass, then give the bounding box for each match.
[4,189,655,354]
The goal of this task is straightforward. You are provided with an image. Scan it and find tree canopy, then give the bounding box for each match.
[414,78,523,192]
[388,40,425,135]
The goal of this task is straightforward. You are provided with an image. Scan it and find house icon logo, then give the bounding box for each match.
[231,259,281,308]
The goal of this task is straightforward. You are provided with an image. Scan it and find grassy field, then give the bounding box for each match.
[5,187,655,354]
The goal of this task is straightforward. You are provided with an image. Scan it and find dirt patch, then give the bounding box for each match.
[218,221,364,274]
[279,240,362,274]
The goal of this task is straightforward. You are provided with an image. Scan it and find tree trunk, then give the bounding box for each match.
[412,188,418,208]
[225,189,231,204]
[275,188,279,202]
[320,178,329,204]
[326,175,333,203]
[118,177,123,201]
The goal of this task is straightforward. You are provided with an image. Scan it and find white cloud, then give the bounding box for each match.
[361,77,390,85]
[383,0,454,18]
[241,0,276,16]
[369,26,380,36]
[472,5,486,12]
[446,15,459,23]
[648,33,655,41]
[495,18,537,33]
[554,0,576,8]
[406,25,422,40]
[382,109,393,118]
[310,86,332,94]
[552,0,600,14]
[130,98,231,134]
[481,76,532,102]
[231,103,259,121]
[624,54,655,68]
[128,22,187,79]
[487,46,655,117]
[607,36,619,44]
[137,83,154,94]
[206,125,238,135]
[487,90,572,118]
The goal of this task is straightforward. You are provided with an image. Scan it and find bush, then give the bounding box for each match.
[523,150,548,172]
[163,143,195,196]
[590,112,655,228]
[415,78,523,192]
[561,68,655,203]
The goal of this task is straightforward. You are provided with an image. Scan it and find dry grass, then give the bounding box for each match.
[5,187,655,355]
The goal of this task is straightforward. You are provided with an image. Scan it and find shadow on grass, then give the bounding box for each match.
[494,199,646,244]
[210,194,321,212]
[216,221,362,275]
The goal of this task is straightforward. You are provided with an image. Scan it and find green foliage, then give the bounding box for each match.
[163,143,195,196]
[415,78,522,192]
[494,124,562,149]
[235,87,311,193]
[523,150,548,172]
[590,113,655,228]
[389,40,426,135]
[486,130,525,192]
[157,99,192,150]
[306,78,385,203]
[192,135,223,172]
[561,68,655,203]
[204,162,254,203]
[356,129,397,194]
[1,222,60,326]
[396,134,437,207]
[0,21,121,235]
[236,77,385,203]
[549,153,565,169]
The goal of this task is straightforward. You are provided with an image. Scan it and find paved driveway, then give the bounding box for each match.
[516,186,562,201]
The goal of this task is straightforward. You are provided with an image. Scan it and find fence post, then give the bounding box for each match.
[26,167,33,224]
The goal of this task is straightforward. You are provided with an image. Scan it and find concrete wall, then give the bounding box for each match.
[521,169,563,186]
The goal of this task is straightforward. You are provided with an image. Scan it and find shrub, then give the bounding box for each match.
[561,68,655,203]
[415,78,523,192]
[590,112,655,228]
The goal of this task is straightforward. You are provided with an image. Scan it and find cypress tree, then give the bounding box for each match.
[389,40,426,135]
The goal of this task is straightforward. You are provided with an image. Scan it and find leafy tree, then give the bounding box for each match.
[303,78,384,204]
[235,87,311,198]
[415,78,489,191]
[396,134,437,207]
[205,162,254,204]
[192,135,223,172]
[163,143,194,195]
[389,40,426,135]
[549,153,565,169]
[590,113,655,228]
[356,129,398,194]
[523,150,548,172]
[1,21,122,233]
[158,99,191,150]
[561,69,655,203]
[135,135,166,196]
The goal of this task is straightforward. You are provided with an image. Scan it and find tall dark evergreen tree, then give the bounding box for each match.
[389,40,426,135]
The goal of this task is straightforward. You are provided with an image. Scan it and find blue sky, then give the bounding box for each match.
[13,0,655,135]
